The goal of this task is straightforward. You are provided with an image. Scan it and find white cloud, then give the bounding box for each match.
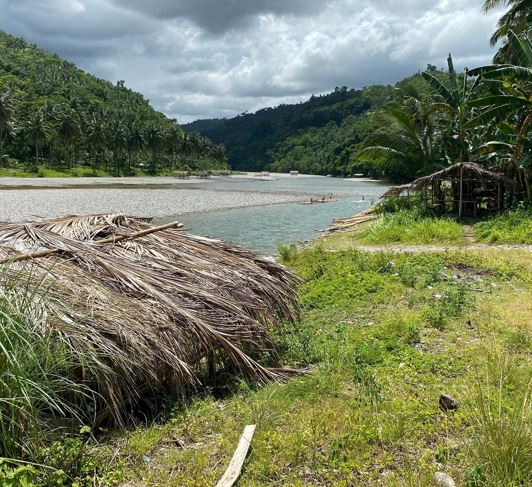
[0,0,503,123]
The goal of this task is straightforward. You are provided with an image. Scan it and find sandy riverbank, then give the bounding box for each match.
[0,186,307,221]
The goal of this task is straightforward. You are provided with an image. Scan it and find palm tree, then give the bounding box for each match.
[111,122,127,175]
[483,0,532,62]
[145,125,165,174]
[25,111,52,168]
[422,54,484,162]
[356,95,441,180]
[57,107,81,169]
[165,122,183,170]
[86,114,106,174]
[126,123,144,172]
[0,88,16,156]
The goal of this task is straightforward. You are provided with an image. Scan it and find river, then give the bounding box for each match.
[0,174,388,254]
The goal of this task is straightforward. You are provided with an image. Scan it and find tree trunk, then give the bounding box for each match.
[35,141,39,167]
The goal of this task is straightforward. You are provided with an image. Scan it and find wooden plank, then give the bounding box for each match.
[216,424,256,487]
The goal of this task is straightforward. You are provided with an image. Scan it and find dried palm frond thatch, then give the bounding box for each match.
[0,214,300,425]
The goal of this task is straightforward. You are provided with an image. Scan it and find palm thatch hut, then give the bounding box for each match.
[382,162,513,217]
[0,214,299,425]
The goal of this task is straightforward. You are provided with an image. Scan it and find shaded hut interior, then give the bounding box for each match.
[382,162,513,217]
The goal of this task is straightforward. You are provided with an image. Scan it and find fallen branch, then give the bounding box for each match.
[216,424,256,487]
[1,220,183,264]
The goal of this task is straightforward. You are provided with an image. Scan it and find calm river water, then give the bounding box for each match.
[0,174,388,255]
[162,176,388,254]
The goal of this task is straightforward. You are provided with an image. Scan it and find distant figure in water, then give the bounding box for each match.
[329,193,333,200]
[362,195,365,201]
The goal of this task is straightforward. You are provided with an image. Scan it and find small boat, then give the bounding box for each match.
[290,170,299,176]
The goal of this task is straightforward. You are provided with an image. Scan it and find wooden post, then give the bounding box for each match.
[216,425,256,487]
[458,165,463,218]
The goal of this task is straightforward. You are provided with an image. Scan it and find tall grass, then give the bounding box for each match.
[466,356,531,486]
[356,209,465,244]
[474,207,532,244]
[0,278,88,459]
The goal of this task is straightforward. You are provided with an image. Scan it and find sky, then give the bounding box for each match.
[0,0,503,123]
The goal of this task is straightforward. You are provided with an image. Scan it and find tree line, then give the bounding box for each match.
[357,0,530,198]
[0,31,228,175]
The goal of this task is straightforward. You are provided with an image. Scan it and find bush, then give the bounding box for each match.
[356,209,465,244]
[474,207,532,244]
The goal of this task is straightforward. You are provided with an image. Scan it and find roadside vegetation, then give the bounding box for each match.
[42,247,529,486]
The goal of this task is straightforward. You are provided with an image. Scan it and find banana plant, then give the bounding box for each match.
[467,30,531,198]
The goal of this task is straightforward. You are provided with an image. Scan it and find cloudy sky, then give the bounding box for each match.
[0,0,502,123]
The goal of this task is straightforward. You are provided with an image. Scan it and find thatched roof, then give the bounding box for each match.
[381,183,413,199]
[409,162,512,188]
[382,163,512,198]
[0,214,300,424]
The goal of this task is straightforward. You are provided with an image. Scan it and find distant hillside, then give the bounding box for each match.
[0,30,226,174]
[184,86,394,173]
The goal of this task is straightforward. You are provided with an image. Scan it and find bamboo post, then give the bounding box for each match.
[458,165,463,218]
[1,221,183,264]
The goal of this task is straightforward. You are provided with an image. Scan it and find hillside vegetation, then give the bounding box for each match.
[184,85,393,174]
[0,30,227,175]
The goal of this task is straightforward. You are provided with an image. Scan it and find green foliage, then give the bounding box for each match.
[354,209,465,245]
[466,356,531,487]
[0,282,88,460]
[474,207,532,243]
[184,85,393,173]
[0,30,227,175]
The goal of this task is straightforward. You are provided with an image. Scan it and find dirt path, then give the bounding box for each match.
[329,243,532,253]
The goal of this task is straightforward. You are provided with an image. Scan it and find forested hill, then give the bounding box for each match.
[0,30,227,175]
[183,85,393,173]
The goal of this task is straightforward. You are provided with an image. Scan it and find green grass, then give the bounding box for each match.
[325,209,466,247]
[474,207,532,244]
[64,248,531,486]
[0,166,112,178]
[0,280,87,460]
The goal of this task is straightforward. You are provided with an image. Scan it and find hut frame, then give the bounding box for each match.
[382,162,513,217]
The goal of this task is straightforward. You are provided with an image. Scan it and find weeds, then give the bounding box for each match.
[466,356,531,486]
[474,207,532,244]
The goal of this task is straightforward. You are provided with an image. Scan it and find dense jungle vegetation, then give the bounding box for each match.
[0,30,228,176]
[184,84,393,173]
[186,2,531,196]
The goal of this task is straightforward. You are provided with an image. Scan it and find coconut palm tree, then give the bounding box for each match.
[57,107,81,169]
[356,95,441,179]
[0,88,16,156]
[126,123,144,172]
[145,125,165,174]
[86,113,106,174]
[25,111,52,168]
[422,54,485,162]
[483,0,532,62]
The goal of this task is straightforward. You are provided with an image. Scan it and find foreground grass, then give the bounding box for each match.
[474,207,532,244]
[64,248,531,486]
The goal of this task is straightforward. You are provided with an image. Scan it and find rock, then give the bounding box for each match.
[439,394,458,411]
[434,471,456,487]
